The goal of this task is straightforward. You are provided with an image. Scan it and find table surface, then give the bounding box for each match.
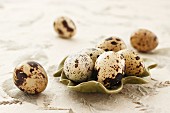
[0,0,170,113]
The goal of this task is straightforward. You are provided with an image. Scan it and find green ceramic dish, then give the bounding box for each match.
[54,56,157,94]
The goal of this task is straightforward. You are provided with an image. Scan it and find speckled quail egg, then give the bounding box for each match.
[63,53,94,82]
[118,49,145,76]
[13,61,48,94]
[96,36,127,52]
[53,16,76,39]
[80,48,104,63]
[130,29,158,52]
[95,51,125,89]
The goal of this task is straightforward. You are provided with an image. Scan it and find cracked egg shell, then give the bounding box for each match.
[96,36,127,52]
[54,16,76,39]
[13,61,48,94]
[80,48,104,63]
[95,51,125,89]
[63,53,94,83]
[118,49,145,76]
[130,29,158,52]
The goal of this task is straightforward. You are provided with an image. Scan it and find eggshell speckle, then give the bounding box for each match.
[130,29,158,52]
[95,51,125,89]
[63,53,94,82]
[118,49,145,76]
[96,36,127,52]
[13,61,48,94]
[54,16,76,39]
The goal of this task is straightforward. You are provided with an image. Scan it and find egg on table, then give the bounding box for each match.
[13,61,48,94]
[130,29,158,52]
[118,49,145,76]
[80,48,104,63]
[95,51,125,89]
[54,16,76,39]
[63,53,94,82]
[96,36,127,52]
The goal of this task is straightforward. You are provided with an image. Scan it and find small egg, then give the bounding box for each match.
[63,53,94,82]
[80,48,104,63]
[130,29,158,52]
[96,36,127,52]
[13,61,48,94]
[95,51,125,89]
[118,49,145,76]
[53,16,76,39]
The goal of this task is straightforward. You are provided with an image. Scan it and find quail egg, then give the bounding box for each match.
[63,53,94,82]
[13,61,48,94]
[118,49,145,76]
[96,36,127,52]
[95,51,125,89]
[130,29,158,52]
[80,48,104,63]
[54,16,76,39]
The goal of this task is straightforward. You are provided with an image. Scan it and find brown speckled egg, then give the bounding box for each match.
[53,16,76,39]
[118,49,145,76]
[95,51,125,89]
[13,61,48,94]
[130,29,158,52]
[63,53,94,82]
[96,36,127,52]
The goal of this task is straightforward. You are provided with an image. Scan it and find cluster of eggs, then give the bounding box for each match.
[63,34,158,89]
